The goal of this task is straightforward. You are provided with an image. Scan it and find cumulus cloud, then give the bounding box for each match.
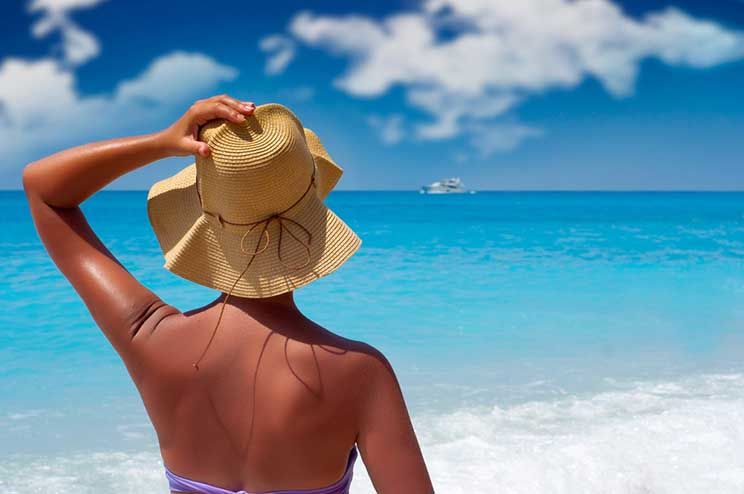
[259,35,296,75]
[116,52,238,104]
[0,52,238,170]
[275,85,315,103]
[367,114,405,145]
[0,1,239,182]
[29,0,107,66]
[468,123,544,156]
[268,0,744,153]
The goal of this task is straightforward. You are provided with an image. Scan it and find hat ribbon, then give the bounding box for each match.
[193,171,316,370]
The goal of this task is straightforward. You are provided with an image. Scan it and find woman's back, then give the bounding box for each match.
[140,297,372,492]
[23,96,434,493]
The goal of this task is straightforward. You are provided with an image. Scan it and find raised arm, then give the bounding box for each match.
[22,94,255,380]
[356,348,435,493]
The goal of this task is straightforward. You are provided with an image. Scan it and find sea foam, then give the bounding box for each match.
[1,373,743,493]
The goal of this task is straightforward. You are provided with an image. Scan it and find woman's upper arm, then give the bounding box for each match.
[356,348,435,494]
[19,97,257,380]
[25,188,180,377]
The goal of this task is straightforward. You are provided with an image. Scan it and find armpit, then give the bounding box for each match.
[128,297,182,342]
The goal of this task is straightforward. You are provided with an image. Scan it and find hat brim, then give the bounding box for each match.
[147,164,361,298]
[304,127,342,199]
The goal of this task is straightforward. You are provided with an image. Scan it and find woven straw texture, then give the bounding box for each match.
[147,103,361,298]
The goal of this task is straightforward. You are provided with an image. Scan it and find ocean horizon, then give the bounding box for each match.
[2,190,744,493]
[6,188,744,192]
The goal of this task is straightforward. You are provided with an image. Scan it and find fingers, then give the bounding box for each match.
[189,97,255,126]
[180,95,255,157]
[182,138,210,157]
[200,101,244,124]
[217,95,255,116]
[213,102,246,123]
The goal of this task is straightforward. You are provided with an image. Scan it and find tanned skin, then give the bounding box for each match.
[23,95,434,493]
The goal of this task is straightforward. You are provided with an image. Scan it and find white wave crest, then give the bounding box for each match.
[1,374,743,493]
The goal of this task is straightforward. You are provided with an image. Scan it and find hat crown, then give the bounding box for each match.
[195,104,315,225]
[146,102,361,299]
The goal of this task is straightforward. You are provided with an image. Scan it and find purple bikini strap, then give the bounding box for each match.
[165,446,357,494]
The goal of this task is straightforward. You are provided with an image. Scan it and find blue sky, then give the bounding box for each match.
[1,0,743,190]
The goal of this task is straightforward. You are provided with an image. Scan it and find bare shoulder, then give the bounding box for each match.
[335,336,434,493]
[347,340,395,378]
[313,331,398,392]
[132,307,196,379]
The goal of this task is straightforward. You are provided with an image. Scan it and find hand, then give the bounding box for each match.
[158,95,256,157]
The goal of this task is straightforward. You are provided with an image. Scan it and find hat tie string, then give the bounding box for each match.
[193,171,316,370]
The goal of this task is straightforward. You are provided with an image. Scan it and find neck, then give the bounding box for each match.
[220,290,299,313]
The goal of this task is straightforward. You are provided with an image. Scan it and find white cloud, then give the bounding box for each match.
[29,0,107,66]
[0,52,238,170]
[0,59,76,125]
[367,114,405,145]
[407,87,520,140]
[469,123,544,156]
[276,85,315,103]
[0,2,239,182]
[259,35,296,75]
[116,52,238,104]
[271,0,744,154]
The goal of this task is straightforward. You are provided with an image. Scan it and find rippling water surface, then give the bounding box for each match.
[2,191,744,493]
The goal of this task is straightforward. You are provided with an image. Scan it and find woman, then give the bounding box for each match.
[23,95,434,494]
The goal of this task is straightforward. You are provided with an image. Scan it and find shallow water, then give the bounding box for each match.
[2,191,744,492]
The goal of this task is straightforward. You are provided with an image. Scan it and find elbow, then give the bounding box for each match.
[21,162,39,197]
[22,162,51,206]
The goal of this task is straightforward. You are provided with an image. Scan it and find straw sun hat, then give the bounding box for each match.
[147,103,361,299]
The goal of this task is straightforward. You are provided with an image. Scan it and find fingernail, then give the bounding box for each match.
[236,114,245,121]
[242,104,253,110]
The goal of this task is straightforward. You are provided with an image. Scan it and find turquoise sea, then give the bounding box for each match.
[2,190,744,493]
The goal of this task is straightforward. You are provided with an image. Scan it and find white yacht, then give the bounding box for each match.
[420,177,474,194]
